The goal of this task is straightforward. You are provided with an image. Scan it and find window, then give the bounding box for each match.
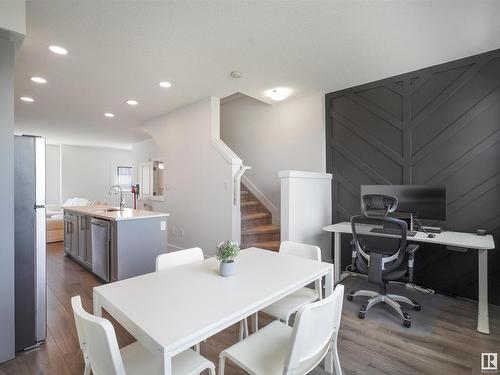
[116,166,132,191]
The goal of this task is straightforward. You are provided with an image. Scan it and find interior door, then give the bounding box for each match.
[139,162,153,199]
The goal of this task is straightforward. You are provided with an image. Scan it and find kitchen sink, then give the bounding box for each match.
[91,208,122,213]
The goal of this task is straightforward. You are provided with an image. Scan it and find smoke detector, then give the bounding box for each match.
[230,71,242,79]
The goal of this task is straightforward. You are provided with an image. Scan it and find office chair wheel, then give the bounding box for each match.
[359,305,367,319]
[403,312,411,328]
[347,295,353,301]
[414,305,421,311]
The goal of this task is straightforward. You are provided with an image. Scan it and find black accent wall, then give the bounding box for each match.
[325,49,500,305]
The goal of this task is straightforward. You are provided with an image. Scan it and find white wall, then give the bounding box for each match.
[220,92,325,220]
[60,145,133,207]
[133,97,239,255]
[46,144,61,205]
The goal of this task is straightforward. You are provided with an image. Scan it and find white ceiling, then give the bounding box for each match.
[14,0,500,149]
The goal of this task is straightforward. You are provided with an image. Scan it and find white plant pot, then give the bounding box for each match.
[219,260,235,277]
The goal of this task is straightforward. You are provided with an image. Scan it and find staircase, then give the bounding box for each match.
[240,184,280,251]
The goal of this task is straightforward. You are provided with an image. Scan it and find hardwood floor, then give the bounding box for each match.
[0,242,498,375]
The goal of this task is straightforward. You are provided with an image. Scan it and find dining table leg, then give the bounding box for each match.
[252,312,259,333]
[93,291,102,317]
[162,353,172,375]
[324,264,334,297]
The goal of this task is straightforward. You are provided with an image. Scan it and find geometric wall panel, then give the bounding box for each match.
[326,49,500,305]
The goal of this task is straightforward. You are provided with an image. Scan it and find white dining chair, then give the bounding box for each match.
[71,295,216,375]
[73,296,91,375]
[256,241,323,328]
[218,284,345,375]
[155,247,204,271]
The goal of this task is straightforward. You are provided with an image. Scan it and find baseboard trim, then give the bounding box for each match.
[167,243,184,252]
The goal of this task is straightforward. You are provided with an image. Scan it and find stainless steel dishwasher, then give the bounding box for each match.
[91,218,111,282]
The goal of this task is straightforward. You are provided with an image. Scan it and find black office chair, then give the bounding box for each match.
[347,194,420,327]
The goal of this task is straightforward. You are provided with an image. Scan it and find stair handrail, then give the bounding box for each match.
[234,165,252,205]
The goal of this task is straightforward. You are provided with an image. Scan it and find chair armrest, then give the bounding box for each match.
[406,244,419,254]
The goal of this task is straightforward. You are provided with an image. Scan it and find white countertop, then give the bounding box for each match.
[63,205,169,222]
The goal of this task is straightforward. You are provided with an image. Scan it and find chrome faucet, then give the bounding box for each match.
[109,185,125,211]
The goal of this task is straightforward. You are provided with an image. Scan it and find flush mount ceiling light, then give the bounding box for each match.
[158,81,172,88]
[104,112,115,118]
[30,76,47,84]
[266,87,292,101]
[48,45,68,55]
[20,96,35,102]
[126,99,138,106]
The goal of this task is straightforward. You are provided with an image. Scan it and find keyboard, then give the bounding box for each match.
[370,227,417,237]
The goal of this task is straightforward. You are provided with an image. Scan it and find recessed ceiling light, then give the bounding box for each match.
[126,99,138,106]
[104,112,115,118]
[20,96,35,102]
[265,87,292,101]
[49,45,68,55]
[158,81,172,88]
[30,76,47,84]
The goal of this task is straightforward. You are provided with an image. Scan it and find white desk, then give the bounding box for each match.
[93,247,334,375]
[323,222,495,334]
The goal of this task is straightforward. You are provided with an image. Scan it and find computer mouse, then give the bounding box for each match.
[427,233,436,238]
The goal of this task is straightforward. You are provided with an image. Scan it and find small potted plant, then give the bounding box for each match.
[217,240,240,277]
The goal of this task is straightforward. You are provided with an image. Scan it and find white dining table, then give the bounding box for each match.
[93,247,335,375]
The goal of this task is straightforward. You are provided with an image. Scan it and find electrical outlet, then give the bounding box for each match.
[160,221,166,231]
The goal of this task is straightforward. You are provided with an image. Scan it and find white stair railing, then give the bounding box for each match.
[234,165,252,205]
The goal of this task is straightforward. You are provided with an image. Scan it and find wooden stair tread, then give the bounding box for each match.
[241,201,259,207]
[240,190,249,195]
[241,241,280,251]
[242,212,270,220]
[242,224,280,235]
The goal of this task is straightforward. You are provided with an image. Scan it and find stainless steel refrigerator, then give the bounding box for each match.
[14,135,46,351]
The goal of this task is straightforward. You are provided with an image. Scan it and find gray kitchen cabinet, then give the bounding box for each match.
[64,212,93,269]
[84,218,92,266]
[63,212,72,254]
[77,214,91,264]
[64,212,79,257]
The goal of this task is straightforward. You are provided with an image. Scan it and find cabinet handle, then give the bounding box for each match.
[81,218,85,230]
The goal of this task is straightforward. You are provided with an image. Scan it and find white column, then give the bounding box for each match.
[280,170,333,261]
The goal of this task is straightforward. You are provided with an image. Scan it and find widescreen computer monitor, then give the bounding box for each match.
[360,185,447,221]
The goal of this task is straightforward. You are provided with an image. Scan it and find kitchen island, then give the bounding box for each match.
[63,206,169,282]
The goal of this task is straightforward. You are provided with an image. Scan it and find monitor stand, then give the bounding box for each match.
[422,226,442,234]
[388,212,413,231]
